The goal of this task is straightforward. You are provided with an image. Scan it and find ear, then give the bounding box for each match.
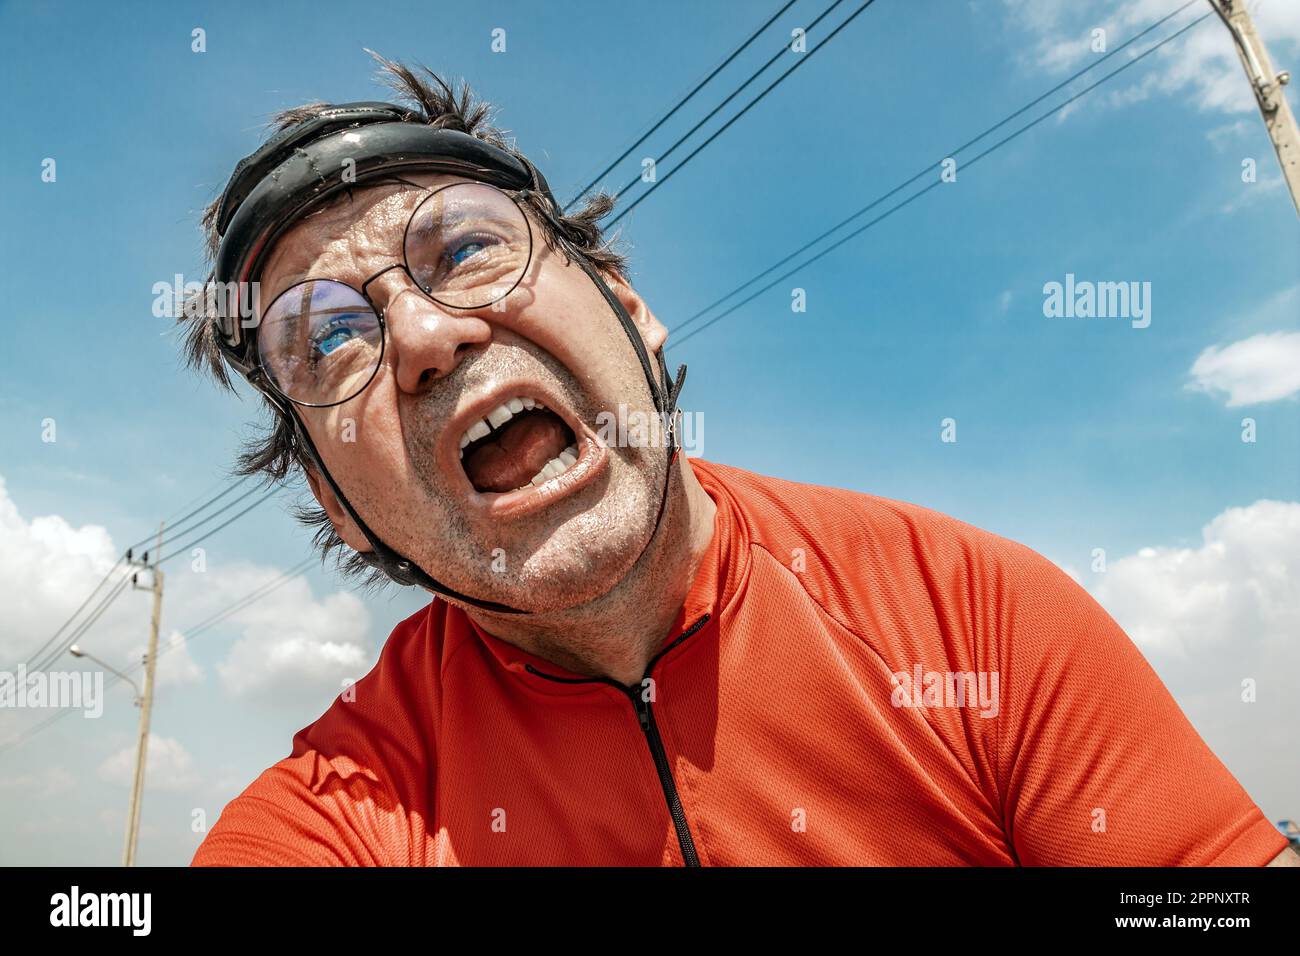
[604,271,667,359]
[304,466,374,554]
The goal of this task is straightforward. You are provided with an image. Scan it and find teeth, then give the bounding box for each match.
[459,397,573,489]
[524,444,579,488]
[458,395,550,452]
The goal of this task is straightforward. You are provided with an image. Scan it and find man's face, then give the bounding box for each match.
[257,172,670,612]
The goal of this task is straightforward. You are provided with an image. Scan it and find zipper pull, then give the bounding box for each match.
[632,690,651,731]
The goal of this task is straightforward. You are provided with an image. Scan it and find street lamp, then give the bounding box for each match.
[68,644,143,705]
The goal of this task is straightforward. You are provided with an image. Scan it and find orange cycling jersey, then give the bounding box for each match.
[192,457,1285,866]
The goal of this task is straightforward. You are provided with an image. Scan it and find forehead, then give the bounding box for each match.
[258,170,470,302]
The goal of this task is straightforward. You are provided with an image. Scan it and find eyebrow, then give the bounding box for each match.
[262,175,437,299]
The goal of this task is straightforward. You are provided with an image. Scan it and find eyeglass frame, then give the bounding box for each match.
[246,178,543,410]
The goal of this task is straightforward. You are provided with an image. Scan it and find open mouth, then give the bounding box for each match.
[458,396,580,494]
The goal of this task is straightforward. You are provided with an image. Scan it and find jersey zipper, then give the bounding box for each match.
[524,612,711,867]
[626,683,700,866]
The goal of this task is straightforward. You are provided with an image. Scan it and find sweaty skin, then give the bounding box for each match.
[258,172,716,686]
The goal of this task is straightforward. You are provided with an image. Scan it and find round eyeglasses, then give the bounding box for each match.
[253,180,535,407]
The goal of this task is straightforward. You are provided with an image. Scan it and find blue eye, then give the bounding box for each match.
[310,314,368,361]
[451,240,487,265]
[446,232,501,269]
[317,327,355,355]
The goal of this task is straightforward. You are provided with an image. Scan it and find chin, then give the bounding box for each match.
[460,523,650,614]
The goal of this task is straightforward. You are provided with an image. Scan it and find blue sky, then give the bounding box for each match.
[1,0,1297,865]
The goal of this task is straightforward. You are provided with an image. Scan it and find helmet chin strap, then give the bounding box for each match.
[285,255,688,617]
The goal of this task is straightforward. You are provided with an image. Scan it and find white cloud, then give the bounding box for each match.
[0,475,206,696]
[215,587,371,701]
[1048,557,1083,584]
[0,474,125,668]
[0,766,76,797]
[1217,169,1285,214]
[1004,0,1300,116]
[0,475,370,713]
[1206,117,1255,148]
[1093,500,1300,657]
[1187,330,1300,406]
[98,734,200,792]
[1000,0,1076,36]
[1087,500,1300,816]
[155,630,204,688]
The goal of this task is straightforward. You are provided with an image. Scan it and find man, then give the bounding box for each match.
[184,59,1294,866]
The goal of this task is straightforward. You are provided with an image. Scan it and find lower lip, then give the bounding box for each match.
[459,431,609,519]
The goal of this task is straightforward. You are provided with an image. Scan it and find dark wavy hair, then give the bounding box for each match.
[178,52,628,589]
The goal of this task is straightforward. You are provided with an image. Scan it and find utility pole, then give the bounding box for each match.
[1210,0,1300,216]
[123,523,164,867]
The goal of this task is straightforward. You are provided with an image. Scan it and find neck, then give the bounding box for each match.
[465,455,717,686]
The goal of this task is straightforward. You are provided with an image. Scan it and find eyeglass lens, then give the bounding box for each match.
[256,182,532,406]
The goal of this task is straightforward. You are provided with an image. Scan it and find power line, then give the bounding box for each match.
[142,481,262,559]
[154,491,277,566]
[668,0,1201,342]
[27,571,134,674]
[174,556,316,641]
[128,479,250,554]
[603,0,853,215]
[0,556,318,758]
[0,708,71,758]
[599,0,852,215]
[607,0,879,227]
[564,0,801,212]
[123,477,247,554]
[29,573,133,671]
[26,574,131,671]
[668,3,1211,351]
[9,556,125,672]
[9,479,254,674]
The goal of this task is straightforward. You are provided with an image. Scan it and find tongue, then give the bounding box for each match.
[463,411,571,493]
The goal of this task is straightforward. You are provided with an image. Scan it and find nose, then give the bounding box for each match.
[370,269,493,394]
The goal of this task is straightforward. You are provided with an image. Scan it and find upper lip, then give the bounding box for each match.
[442,379,585,485]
